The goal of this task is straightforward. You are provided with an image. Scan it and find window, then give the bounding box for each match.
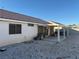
[9,24,21,34]
[28,23,34,26]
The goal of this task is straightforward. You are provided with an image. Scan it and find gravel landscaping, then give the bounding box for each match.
[0,29,79,59]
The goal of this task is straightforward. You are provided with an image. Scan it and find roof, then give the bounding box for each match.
[48,21,64,26]
[51,21,64,26]
[0,9,49,24]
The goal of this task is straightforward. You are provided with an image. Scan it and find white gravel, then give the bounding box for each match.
[0,29,79,59]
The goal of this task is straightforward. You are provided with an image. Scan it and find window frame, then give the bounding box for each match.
[28,23,34,27]
[9,24,22,34]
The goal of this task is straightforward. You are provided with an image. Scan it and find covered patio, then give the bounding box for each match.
[47,21,70,42]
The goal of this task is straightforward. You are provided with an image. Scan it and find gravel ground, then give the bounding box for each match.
[0,29,79,59]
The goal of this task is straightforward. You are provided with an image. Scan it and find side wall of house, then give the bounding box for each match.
[0,21,38,47]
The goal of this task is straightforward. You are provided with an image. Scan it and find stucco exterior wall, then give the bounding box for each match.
[0,20,38,47]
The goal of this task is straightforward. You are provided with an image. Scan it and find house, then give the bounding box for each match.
[0,9,49,47]
[70,24,79,31]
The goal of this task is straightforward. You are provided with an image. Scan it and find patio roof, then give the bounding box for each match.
[48,21,64,27]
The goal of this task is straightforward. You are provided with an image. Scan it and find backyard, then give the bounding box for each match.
[0,29,79,59]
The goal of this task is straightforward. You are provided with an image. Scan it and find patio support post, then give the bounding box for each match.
[63,28,66,39]
[67,27,69,37]
[48,27,50,36]
[57,26,60,42]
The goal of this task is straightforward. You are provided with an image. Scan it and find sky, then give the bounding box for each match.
[0,0,79,25]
